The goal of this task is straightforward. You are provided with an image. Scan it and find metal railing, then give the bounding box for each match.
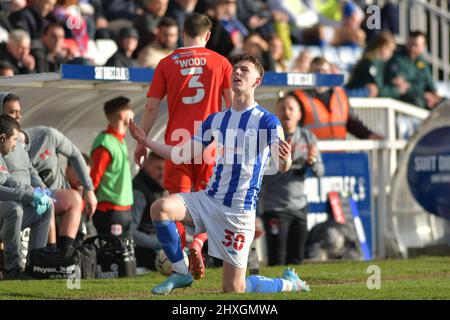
[315,98,429,258]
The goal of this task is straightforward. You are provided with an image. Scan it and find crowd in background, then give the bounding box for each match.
[0,0,444,109]
[0,0,448,279]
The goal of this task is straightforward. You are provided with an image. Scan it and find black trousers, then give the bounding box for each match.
[92,209,132,238]
[263,208,308,266]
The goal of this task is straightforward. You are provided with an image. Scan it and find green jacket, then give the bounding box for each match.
[90,132,133,206]
[385,46,436,108]
[347,57,401,98]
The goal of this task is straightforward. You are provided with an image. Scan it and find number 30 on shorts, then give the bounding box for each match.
[221,229,245,251]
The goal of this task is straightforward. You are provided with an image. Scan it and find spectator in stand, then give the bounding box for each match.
[268,34,288,72]
[9,0,57,40]
[166,0,198,46]
[0,29,36,74]
[214,0,248,53]
[242,32,274,71]
[0,0,26,42]
[31,22,68,72]
[92,0,140,25]
[291,57,383,140]
[204,0,235,58]
[0,62,15,77]
[362,1,400,43]
[53,0,90,57]
[290,49,313,73]
[268,0,365,46]
[134,0,169,54]
[346,31,402,98]
[385,31,444,109]
[132,151,166,271]
[105,26,139,67]
[137,17,179,68]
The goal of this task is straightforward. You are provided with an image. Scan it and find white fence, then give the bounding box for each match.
[315,98,429,258]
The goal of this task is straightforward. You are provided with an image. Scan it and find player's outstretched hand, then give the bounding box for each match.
[130,119,149,167]
[129,119,147,143]
[278,137,292,162]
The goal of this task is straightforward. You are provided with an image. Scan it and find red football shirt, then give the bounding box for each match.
[147,46,232,145]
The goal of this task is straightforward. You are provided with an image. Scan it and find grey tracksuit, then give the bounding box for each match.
[0,92,45,188]
[3,129,45,188]
[0,155,52,271]
[0,92,52,272]
[25,126,94,191]
[261,127,324,213]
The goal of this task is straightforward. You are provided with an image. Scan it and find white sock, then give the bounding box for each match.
[281,279,294,292]
[172,259,189,275]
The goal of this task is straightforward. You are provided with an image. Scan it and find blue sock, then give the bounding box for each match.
[154,220,184,263]
[245,275,284,293]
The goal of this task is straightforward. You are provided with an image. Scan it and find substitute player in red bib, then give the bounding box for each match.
[134,13,233,280]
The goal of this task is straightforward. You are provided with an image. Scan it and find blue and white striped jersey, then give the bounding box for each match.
[193,102,283,211]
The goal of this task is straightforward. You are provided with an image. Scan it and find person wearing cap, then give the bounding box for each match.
[105,26,140,68]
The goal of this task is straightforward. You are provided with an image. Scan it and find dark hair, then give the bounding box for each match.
[0,61,13,71]
[284,92,305,126]
[104,96,131,117]
[2,93,20,108]
[148,151,164,162]
[0,114,20,138]
[409,30,427,40]
[310,56,330,68]
[42,22,65,36]
[183,13,212,38]
[158,16,178,29]
[230,54,265,79]
[363,31,396,59]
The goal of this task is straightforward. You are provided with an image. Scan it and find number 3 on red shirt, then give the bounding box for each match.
[181,67,205,105]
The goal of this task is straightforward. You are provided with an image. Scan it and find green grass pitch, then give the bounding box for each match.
[0,256,449,300]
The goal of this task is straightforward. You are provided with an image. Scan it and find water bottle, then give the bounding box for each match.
[248,241,259,275]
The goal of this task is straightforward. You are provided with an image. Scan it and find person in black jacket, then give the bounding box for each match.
[105,26,139,67]
[0,29,36,74]
[131,151,166,271]
[31,22,68,73]
[9,0,57,40]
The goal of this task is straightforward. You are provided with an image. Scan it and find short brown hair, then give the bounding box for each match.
[158,16,178,29]
[147,151,164,162]
[103,96,131,117]
[230,54,265,79]
[310,56,330,68]
[183,13,212,38]
[0,114,20,138]
[364,31,396,59]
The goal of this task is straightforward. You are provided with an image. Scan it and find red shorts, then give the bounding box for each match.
[164,160,214,193]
